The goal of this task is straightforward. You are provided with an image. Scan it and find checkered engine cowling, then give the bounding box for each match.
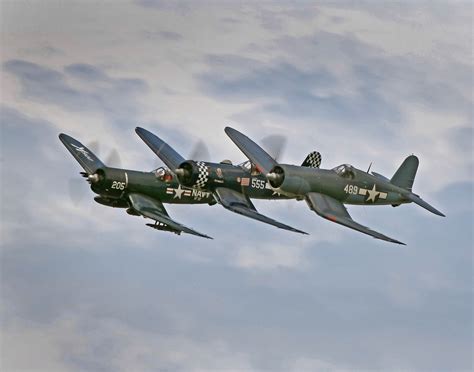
[194,161,210,189]
[301,151,322,168]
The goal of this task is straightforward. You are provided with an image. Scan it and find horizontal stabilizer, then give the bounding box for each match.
[405,193,445,217]
[214,187,307,235]
[305,192,405,244]
[135,127,186,170]
[59,133,105,174]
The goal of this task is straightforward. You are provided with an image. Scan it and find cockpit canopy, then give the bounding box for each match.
[154,167,174,182]
[239,160,261,175]
[333,164,355,179]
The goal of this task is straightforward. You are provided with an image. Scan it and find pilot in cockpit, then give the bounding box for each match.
[240,160,261,176]
[333,164,355,179]
[155,167,174,182]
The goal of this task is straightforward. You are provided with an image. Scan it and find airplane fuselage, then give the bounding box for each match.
[89,165,290,209]
[270,164,411,206]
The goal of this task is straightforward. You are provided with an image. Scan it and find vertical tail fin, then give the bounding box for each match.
[391,155,419,191]
[301,151,322,168]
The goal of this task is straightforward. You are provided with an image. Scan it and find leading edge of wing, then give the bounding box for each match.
[58,133,105,174]
[305,192,405,245]
[128,193,212,239]
[135,127,186,170]
[224,127,278,175]
[214,187,308,235]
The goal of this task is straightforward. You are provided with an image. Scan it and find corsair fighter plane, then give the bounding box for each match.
[59,133,215,238]
[135,127,307,234]
[225,127,445,245]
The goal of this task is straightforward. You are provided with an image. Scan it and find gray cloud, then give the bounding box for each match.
[2,184,472,370]
[198,30,471,130]
[3,60,148,127]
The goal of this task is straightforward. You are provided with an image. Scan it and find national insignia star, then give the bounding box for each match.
[366,184,380,203]
[173,184,185,199]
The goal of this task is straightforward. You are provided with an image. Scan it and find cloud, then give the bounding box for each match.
[2,312,254,372]
[198,30,471,128]
[142,30,184,42]
[3,59,148,127]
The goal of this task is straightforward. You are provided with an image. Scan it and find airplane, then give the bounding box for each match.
[59,133,216,238]
[135,127,308,234]
[224,127,445,245]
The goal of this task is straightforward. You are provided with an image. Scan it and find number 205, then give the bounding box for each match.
[111,181,126,190]
[344,184,358,195]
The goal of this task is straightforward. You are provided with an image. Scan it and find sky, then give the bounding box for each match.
[1,1,473,371]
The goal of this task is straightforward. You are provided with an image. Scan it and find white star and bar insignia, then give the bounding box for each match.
[358,184,388,203]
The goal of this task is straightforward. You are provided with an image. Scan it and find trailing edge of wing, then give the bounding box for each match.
[135,127,186,170]
[305,192,405,245]
[224,127,278,175]
[214,187,307,235]
[128,193,212,239]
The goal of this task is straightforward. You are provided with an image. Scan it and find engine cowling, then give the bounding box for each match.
[175,160,210,189]
[89,167,128,197]
[266,164,311,196]
[175,160,248,191]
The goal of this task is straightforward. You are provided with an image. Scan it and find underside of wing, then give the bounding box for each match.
[128,193,212,239]
[135,127,186,170]
[305,192,405,245]
[214,187,307,235]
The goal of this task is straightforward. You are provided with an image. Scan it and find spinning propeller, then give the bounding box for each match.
[68,141,122,204]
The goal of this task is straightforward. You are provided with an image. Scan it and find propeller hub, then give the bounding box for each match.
[175,168,186,177]
[87,173,100,184]
[266,172,282,183]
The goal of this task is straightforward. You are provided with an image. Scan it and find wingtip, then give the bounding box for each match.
[224,126,240,136]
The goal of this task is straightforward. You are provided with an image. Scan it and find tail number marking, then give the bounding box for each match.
[344,184,358,195]
[111,181,126,190]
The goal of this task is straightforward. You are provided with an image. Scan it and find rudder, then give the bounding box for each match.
[301,151,322,168]
[390,155,419,191]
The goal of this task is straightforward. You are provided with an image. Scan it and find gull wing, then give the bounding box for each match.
[214,187,307,235]
[305,192,405,245]
[135,127,186,170]
[128,193,212,239]
[58,133,105,174]
[225,127,278,174]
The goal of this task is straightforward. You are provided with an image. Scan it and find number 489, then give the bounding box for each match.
[344,184,358,195]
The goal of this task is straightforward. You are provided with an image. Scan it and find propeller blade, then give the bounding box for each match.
[87,140,100,155]
[260,134,286,162]
[188,140,210,162]
[105,148,122,168]
[68,178,87,205]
